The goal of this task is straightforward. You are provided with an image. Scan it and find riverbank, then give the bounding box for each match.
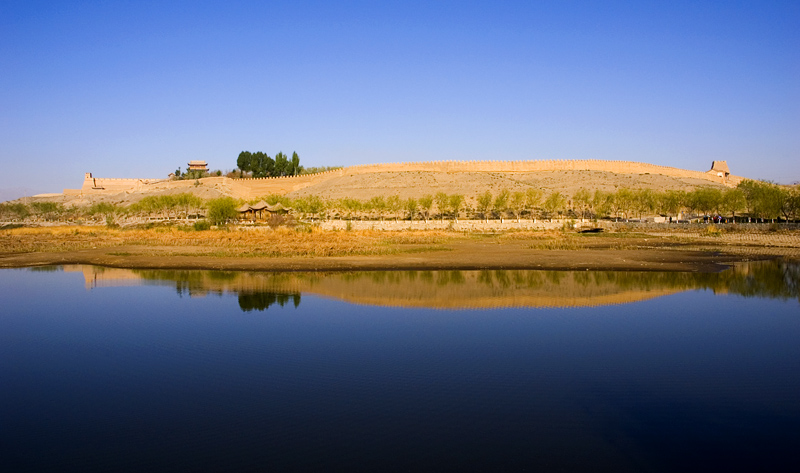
[2,225,799,272]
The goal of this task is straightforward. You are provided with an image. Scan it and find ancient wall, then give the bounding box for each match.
[65,160,743,198]
[226,160,742,199]
[77,173,167,194]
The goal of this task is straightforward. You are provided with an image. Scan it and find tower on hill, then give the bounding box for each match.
[709,161,731,181]
[188,160,208,172]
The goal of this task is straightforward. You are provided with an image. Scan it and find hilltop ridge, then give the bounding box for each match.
[45,159,740,206]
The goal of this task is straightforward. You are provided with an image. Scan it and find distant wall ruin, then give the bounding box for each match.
[64,160,743,199]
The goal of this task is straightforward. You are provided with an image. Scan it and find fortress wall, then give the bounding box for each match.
[81,176,166,194]
[225,160,735,198]
[76,160,739,199]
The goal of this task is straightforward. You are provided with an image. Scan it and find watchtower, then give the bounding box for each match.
[709,161,731,181]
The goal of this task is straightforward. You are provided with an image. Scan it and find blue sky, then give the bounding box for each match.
[1,0,798,197]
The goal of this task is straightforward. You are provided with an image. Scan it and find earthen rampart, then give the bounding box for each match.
[65,160,743,199]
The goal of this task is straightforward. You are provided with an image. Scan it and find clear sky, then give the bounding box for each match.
[1,0,798,197]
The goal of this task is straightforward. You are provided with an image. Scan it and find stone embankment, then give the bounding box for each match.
[315,219,589,232]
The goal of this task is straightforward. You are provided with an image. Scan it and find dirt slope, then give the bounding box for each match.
[287,169,725,203]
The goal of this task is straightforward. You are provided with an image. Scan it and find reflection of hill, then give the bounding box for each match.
[61,261,800,309]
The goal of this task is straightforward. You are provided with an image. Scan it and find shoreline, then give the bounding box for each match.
[0,245,789,273]
[2,226,797,273]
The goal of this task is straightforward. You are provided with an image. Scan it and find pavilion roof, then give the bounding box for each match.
[237,204,253,213]
[267,202,292,212]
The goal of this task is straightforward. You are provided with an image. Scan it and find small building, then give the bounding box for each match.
[187,160,208,172]
[708,161,731,181]
[237,201,293,222]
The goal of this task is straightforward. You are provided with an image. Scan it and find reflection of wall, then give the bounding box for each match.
[64,265,146,290]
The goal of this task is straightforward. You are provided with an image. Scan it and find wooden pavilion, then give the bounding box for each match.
[237,201,293,222]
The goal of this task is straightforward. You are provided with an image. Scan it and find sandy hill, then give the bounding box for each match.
[13,159,737,207]
[287,169,725,204]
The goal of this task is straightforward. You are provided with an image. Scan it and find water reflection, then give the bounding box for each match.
[238,292,301,312]
[54,260,800,311]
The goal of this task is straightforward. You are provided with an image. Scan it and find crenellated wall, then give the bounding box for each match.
[64,160,743,198]
[78,173,168,193]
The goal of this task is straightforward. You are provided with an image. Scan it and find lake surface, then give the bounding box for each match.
[1,262,798,472]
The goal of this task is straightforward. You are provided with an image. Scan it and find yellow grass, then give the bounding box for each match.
[0,227,457,258]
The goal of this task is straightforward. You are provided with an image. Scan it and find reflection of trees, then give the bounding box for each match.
[29,265,61,272]
[451,262,800,303]
[438,270,465,286]
[125,261,800,306]
[238,293,301,312]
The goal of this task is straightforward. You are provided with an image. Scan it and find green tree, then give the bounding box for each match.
[449,194,464,221]
[434,192,449,221]
[510,191,525,222]
[386,195,402,221]
[631,189,655,219]
[30,201,64,221]
[368,196,387,221]
[477,191,493,222]
[543,192,566,221]
[340,197,362,220]
[236,151,252,175]
[87,202,125,226]
[688,187,722,220]
[592,190,612,219]
[494,189,510,222]
[206,197,238,225]
[290,151,302,176]
[307,195,326,221]
[525,188,543,221]
[405,197,418,221]
[784,186,800,222]
[572,188,592,221]
[253,152,275,177]
[721,188,745,222]
[274,152,289,176]
[0,202,30,220]
[175,193,203,220]
[658,190,685,221]
[613,188,635,221]
[419,195,433,222]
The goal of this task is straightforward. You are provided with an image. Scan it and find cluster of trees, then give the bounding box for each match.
[173,168,223,180]
[1,201,63,222]
[584,181,799,222]
[236,151,302,178]
[285,182,800,223]
[3,180,799,227]
[0,194,211,226]
[285,193,467,222]
[299,166,342,175]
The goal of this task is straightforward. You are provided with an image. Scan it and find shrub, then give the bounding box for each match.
[206,197,238,225]
[193,220,212,231]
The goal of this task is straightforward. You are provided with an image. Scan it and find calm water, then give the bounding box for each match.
[1,262,799,472]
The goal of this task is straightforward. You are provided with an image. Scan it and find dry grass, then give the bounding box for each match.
[0,226,458,258]
[0,227,125,253]
[2,225,797,260]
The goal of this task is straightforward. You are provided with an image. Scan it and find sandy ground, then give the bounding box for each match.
[2,228,797,272]
[289,170,723,205]
[13,169,726,209]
